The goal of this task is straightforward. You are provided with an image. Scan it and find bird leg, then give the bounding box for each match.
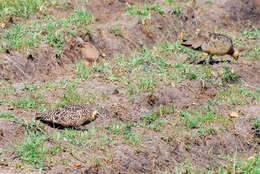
[207,54,214,65]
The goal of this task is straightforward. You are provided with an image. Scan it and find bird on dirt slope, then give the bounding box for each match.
[181,32,239,64]
[36,104,98,129]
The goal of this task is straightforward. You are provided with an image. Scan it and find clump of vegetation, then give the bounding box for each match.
[16,121,47,168]
[126,2,165,17]
[1,8,94,54]
[0,112,15,119]
[10,95,45,109]
[109,25,123,36]
[0,0,49,20]
[73,61,93,80]
[105,122,140,145]
[218,155,260,174]
[222,66,240,83]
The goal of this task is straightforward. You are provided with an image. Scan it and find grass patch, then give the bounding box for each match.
[218,155,260,174]
[180,109,220,129]
[16,132,48,168]
[217,88,260,105]
[109,25,123,36]
[11,94,45,109]
[0,0,51,20]
[54,129,88,146]
[105,122,140,145]
[73,61,93,80]
[222,66,241,83]
[1,8,94,53]
[241,46,260,60]
[126,3,165,17]
[16,121,49,168]
[0,112,15,119]
[140,111,165,131]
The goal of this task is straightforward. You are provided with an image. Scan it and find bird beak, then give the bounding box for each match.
[232,50,239,60]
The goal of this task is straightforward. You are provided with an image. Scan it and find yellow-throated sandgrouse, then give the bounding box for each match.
[181,32,239,63]
[36,104,98,129]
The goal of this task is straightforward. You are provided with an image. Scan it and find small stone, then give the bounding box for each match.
[229,111,239,118]
[80,42,99,62]
[74,162,82,167]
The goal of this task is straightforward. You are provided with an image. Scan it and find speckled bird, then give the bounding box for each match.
[36,104,98,129]
[181,32,239,63]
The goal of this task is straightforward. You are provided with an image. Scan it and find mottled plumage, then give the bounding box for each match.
[36,104,98,128]
[181,33,239,62]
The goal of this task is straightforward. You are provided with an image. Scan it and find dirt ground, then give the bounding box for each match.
[0,0,259,173]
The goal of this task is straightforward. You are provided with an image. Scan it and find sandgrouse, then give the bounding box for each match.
[36,104,98,129]
[181,32,239,64]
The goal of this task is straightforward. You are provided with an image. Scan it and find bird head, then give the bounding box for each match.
[232,49,239,60]
[232,47,249,60]
[90,110,99,121]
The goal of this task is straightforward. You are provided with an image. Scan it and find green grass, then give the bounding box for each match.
[218,155,260,174]
[232,26,260,60]
[171,4,183,17]
[140,111,165,131]
[0,0,259,172]
[0,112,15,119]
[180,110,201,129]
[180,108,221,129]
[49,79,87,106]
[242,26,260,40]
[16,121,49,168]
[126,3,165,17]
[105,121,140,145]
[241,46,260,60]
[197,126,216,135]
[16,132,48,168]
[222,66,241,83]
[10,94,45,109]
[73,61,93,80]
[217,88,260,106]
[109,25,123,36]
[0,0,51,20]
[54,129,88,146]
[1,8,94,54]
[23,83,38,92]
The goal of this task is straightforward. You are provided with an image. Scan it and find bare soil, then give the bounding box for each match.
[0,0,259,173]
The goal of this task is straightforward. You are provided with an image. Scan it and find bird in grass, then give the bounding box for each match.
[181,32,239,64]
[36,104,98,130]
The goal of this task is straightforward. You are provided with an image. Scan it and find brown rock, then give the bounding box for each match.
[80,42,100,62]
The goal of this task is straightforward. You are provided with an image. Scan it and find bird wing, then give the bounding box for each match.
[202,33,233,55]
[181,36,207,50]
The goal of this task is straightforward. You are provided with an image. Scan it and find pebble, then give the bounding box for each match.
[229,111,239,118]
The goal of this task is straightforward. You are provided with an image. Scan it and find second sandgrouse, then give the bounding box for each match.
[181,32,239,63]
